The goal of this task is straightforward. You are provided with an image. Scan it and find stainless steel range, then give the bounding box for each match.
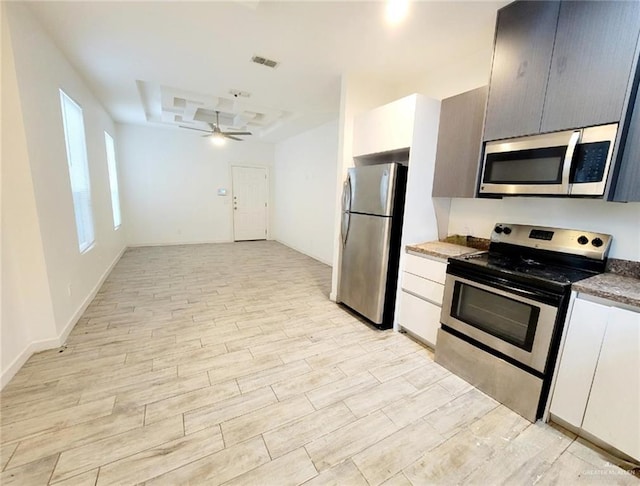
[436,223,612,422]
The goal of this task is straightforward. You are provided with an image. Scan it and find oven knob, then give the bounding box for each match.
[503,227,512,235]
[494,226,503,234]
[577,235,589,245]
[591,237,604,248]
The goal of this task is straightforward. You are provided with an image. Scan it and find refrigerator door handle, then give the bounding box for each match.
[341,212,351,247]
[342,174,352,213]
[380,169,389,210]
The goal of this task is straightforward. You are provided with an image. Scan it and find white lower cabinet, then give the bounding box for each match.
[399,291,442,346]
[398,252,447,347]
[550,299,609,427]
[402,272,445,304]
[403,254,447,284]
[581,306,639,461]
[551,296,640,461]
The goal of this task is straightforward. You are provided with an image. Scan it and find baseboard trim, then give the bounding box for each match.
[274,239,333,267]
[0,335,63,389]
[128,239,234,248]
[57,245,127,346]
[0,245,127,390]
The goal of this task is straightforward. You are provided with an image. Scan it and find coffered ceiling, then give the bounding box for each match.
[26,1,507,142]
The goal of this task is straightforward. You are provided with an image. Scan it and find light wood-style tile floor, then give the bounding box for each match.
[1,241,638,485]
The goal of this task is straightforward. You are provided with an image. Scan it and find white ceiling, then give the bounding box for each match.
[26,0,506,143]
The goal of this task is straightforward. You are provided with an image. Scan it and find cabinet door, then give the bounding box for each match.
[352,96,416,157]
[433,86,487,197]
[483,1,560,141]
[399,291,441,347]
[541,1,640,133]
[401,272,445,306]
[403,253,447,284]
[582,306,640,461]
[550,299,608,427]
[613,81,640,202]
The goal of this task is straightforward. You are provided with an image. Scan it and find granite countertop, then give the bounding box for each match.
[406,241,483,260]
[573,272,640,309]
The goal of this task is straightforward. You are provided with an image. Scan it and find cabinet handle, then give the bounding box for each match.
[557,56,568,76]
[517,60,528,79]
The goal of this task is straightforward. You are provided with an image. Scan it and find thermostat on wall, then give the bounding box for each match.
[217,188,228,196]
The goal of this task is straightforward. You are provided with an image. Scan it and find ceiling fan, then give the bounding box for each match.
[179,111,252,145]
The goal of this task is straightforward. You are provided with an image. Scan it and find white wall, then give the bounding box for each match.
[273,120,339,265]
[398,47,494,101]
[1,5,57,385]
[400,95,443,248]
[448,198,640,261]
[118,124,275,246]
[2,3,126,386]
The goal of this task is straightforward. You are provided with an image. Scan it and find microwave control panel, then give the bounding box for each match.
[571,141,610,183]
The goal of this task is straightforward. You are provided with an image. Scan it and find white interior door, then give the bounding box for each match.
[232,166,268,241]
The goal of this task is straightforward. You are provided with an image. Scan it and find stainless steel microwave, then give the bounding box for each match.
[479,123,618,197]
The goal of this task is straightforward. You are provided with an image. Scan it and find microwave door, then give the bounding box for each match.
[480,130,579,196]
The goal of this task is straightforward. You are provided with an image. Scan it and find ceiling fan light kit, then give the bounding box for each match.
[179,110,252,146]
[211,132,226,146]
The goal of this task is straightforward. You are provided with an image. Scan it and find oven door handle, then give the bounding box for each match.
[561,130,581,192]
[445,271,562,307]
[487,278,558,303]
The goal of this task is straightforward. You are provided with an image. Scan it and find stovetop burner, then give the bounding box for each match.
[451,251,598,289]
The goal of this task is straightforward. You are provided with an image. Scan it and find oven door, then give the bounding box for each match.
[441,274,559,374]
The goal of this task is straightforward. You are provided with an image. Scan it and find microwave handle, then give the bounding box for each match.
[561,131,581,190]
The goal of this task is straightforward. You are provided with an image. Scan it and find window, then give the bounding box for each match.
[104,131,121,229]
[60,89,95,253]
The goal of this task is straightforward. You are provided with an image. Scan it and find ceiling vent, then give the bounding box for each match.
[229,89,251,98]
[251,55,279,69]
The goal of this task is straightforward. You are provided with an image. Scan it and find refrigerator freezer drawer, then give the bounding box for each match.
[338,213,392,324]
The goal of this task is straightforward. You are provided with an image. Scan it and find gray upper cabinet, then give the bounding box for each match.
[613,84,640,202]
[484,0,640,142]
[482,1,560,142]
[541,1,640,133]
[433,86,488,198]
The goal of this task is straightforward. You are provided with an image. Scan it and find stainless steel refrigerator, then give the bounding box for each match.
[338,163,407,328]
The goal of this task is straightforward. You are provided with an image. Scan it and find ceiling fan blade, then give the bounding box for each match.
[180,125,212,134]
[201,134,212,138]
[221,131,252,136]
[224,135,243,141]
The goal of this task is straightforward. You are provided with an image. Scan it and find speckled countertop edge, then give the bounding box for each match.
[406,241,482,261]
[573,273,640,308]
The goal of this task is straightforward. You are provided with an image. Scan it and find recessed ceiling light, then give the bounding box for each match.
[385,0,409,25]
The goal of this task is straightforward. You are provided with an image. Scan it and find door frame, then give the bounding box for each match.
[230,163,271,241]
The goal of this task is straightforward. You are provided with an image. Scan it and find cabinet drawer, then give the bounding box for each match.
[399,291,442,347]
[402,272,445,305]
[404,253,447,284]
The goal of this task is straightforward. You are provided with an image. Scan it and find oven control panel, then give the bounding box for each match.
[492,223,612,260]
